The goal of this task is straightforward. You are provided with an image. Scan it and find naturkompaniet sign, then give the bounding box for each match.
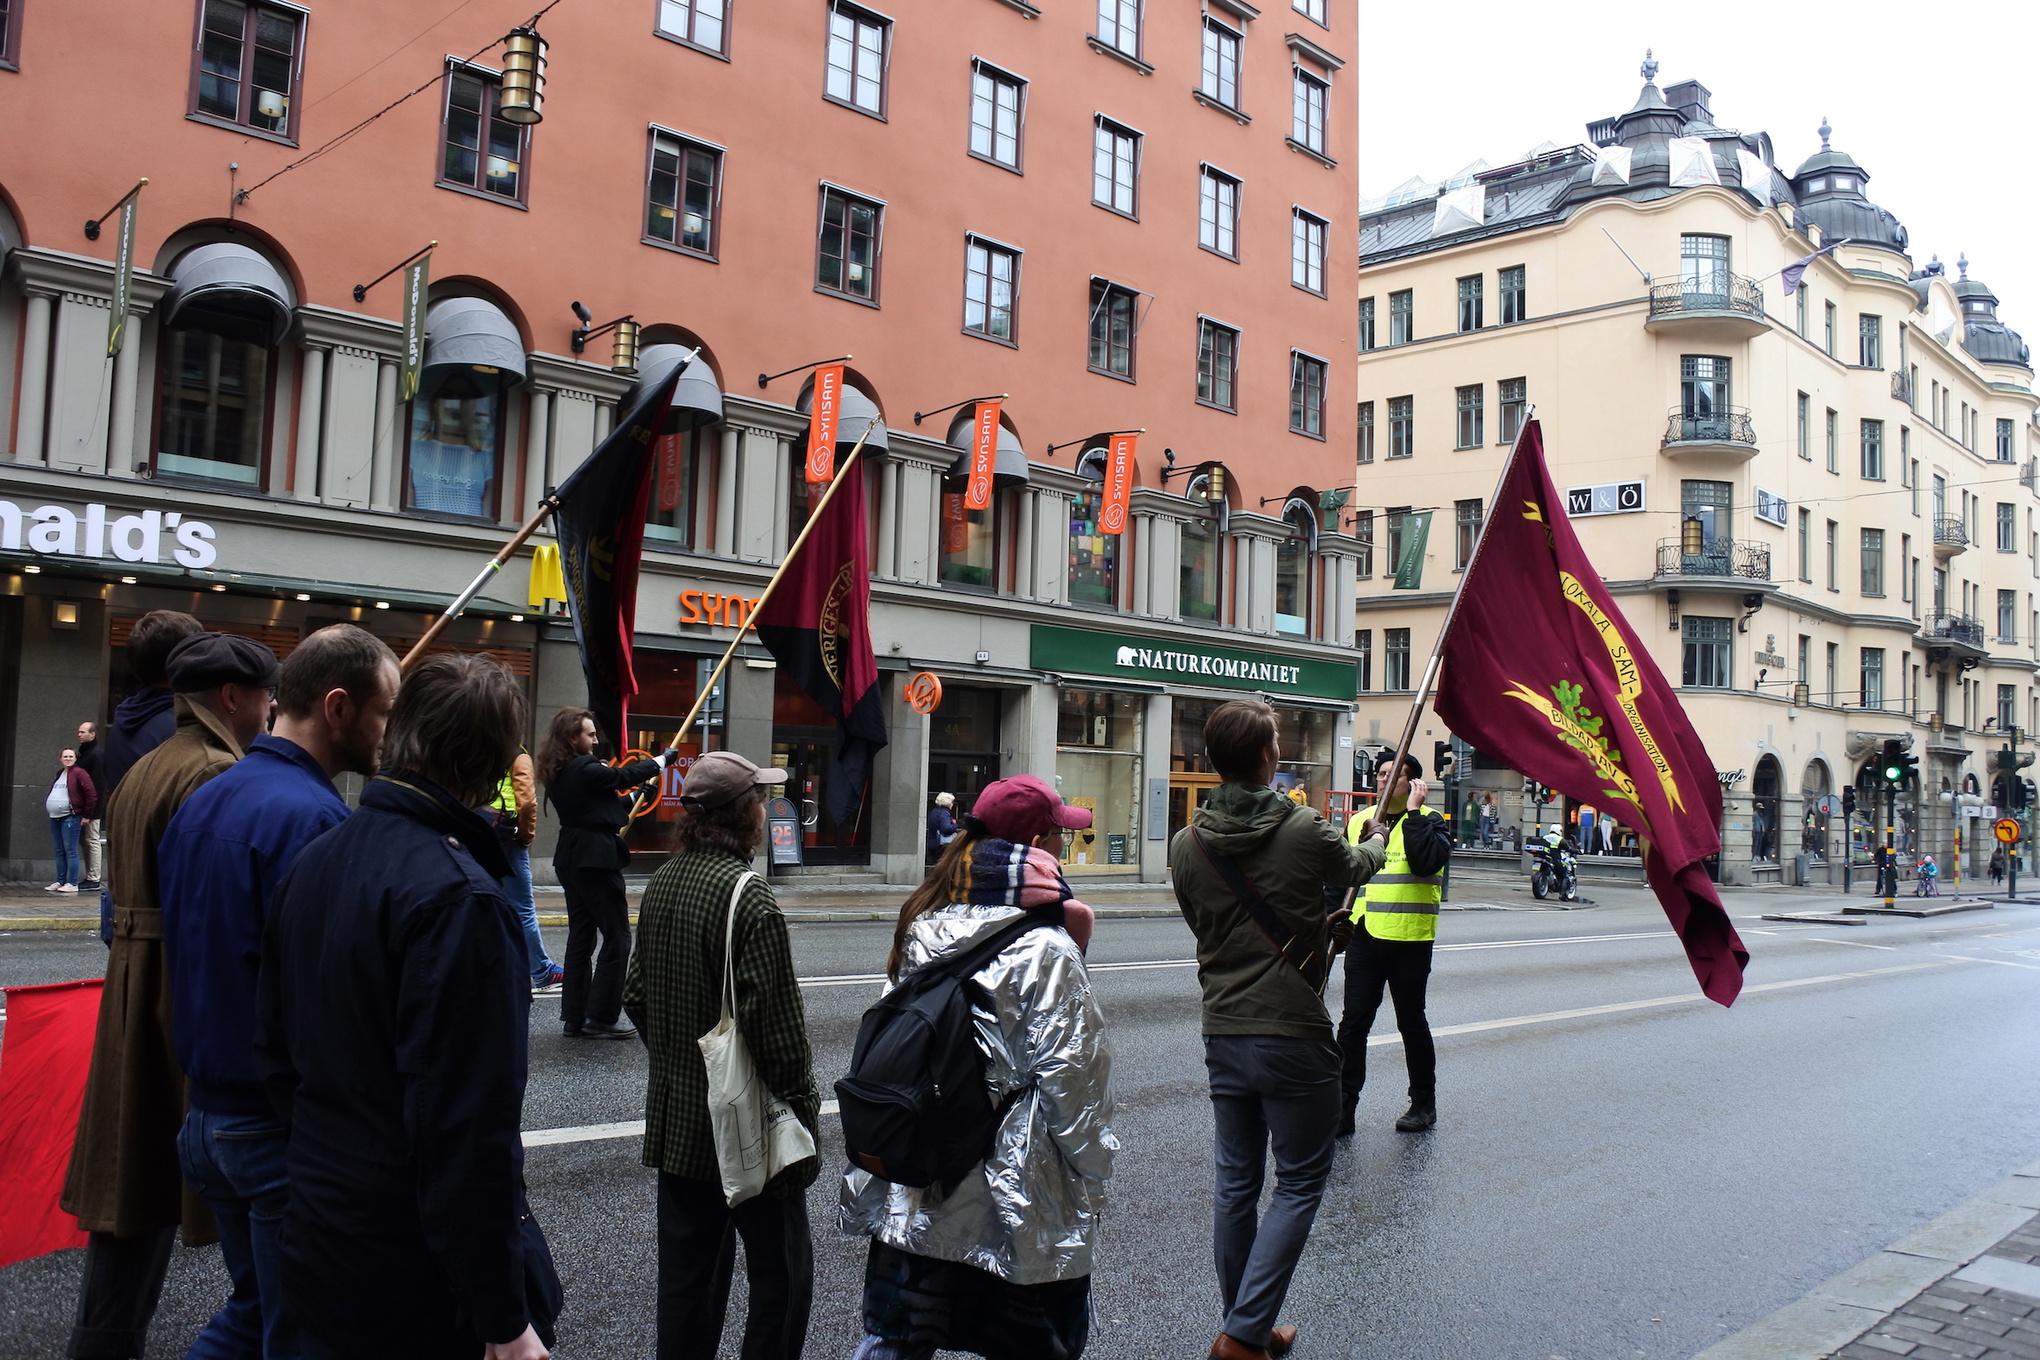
[1029,624,1356,700]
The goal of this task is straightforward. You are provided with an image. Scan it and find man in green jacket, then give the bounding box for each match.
[1170,699,1387,1360]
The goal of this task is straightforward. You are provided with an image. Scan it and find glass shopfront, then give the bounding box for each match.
[771,669,872,865]
[927,685,1002,818]
[1055,687,1142,874]
[1168,696,1335,837]
[620,651,725,860]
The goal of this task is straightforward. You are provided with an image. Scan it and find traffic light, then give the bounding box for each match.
[1878,739,1906,789]
[1433,740,1457,781]
[2017,778,2035,810]
[1841,786,1856,818]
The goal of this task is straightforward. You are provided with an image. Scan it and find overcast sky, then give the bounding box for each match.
[1354,3,2039,349]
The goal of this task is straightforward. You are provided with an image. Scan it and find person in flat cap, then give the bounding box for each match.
[624,750,822,1359]
[63,631,278,1360]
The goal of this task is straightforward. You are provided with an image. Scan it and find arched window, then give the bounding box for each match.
[1274,494,1317,634]
[1751,755,1781,864]
[154,242,293,486]
[1070,447,1119,606]
[1800,759,1831,860]
[407,295,527,518]
[792,372,887,540]
[1179,468,1226,621]
[631,334,726,549]
[939,412,1030,592]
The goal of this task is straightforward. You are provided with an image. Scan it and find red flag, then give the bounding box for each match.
[0,980,102,1267]
[1434,422,1748,1005]
[1100,433,1136,535]
[964,401,999,511]
[806,365,844,484]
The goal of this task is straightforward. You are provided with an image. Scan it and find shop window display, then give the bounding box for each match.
[156,328,271,486]
[1180,512,1221,620]
[1069,480,1119,607]
[939,491,996,590]
[646,422,711,547]
[407,371,506,518]
[1055,688,1141,874]
[619,653,725,860]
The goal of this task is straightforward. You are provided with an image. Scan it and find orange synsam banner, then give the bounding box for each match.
[655,432,684,511]
[1100,433,1137,534]
[806,365,843,484]
[965,401,999,510]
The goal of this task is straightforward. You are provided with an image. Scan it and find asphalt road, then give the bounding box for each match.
[3,881,2039,1360]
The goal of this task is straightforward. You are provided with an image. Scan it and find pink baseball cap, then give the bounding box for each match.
[970,775,1092,842]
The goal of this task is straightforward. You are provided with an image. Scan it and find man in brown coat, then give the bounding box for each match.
[61,632,280,1360]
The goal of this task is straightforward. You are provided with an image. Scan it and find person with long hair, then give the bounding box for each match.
[535,707,675,1040]
[843,774,1116,1360]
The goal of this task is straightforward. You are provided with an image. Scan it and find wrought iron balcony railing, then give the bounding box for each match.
[1924,614,1986,648]
[1648,273,1765,321]
[1933,516,1969,548]
[1664,406,1758,447]
[1655,536,1771,580]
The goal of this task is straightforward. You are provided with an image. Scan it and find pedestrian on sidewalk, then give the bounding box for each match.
[1169,699,1387,1360]
[535,707,675,1040]
[1989,846,2005,885]
[159,624,398,1360]
[926,790,959,863]
[76,721,106,892]
[1338,751,1454,1135]
[842,774,1114,1360]
[1916,853,1940,897]
[62,630,278,1360]
[622,751,819,1360]
[96,611,206,945]
[46,748,97,893]
[492,748,562,993]
[257,653,558,1360]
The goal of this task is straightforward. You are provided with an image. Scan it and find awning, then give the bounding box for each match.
[623,343,724,431]
[159,243,295,348]
[943,412,1030,490]
[421,296,528,396]
[796,381,889,455]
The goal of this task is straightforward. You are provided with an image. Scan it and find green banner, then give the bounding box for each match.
[399,254,431,401]
[1029,624,1356,700]
[1392,510,1432,590]
[106,199,137,358]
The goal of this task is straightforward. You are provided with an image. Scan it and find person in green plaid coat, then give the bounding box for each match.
[623,751,820,1360]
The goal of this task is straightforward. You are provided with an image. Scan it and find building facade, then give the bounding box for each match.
[1353,61,2039,886]
[0,0,1363,884]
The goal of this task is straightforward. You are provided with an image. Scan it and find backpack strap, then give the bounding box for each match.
[1191,827,1327,994]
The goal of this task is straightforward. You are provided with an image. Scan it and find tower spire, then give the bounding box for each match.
[1641,48,1658,83]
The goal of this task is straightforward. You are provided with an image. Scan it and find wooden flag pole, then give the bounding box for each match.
[662,423,876,752]
[399,495,560,672]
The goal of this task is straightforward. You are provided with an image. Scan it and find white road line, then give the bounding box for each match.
[1803,937,1899,950]
[525,1101,841,1148]
[1933,952,2040,971]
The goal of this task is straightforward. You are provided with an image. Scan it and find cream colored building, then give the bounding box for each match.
[1352,62,2039,887]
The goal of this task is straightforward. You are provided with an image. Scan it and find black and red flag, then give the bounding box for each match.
[1434,421,1749,1005]
[551,364,684,748]
[753,459,887,827]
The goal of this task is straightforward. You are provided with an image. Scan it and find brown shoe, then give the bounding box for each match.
[1269,1325,1298,1357]
[1210,1334,1271,1360]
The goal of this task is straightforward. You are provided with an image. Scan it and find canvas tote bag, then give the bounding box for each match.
[697,870,817,1205]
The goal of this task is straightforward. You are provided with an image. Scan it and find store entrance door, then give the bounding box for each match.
[1167,771,1221,841]
[771,729,872,866]
[927,685,1003,822]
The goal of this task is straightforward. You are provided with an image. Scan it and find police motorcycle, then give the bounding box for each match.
[1530,825,1578,901]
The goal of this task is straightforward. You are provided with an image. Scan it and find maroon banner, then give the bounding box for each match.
[1434,421,1748,1005]
[0,980,102,1268]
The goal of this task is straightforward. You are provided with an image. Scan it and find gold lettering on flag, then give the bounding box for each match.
[818,561,853,688]
[806,365,844,484]
[1503,682,1643,811]
[1557,571,1686,814]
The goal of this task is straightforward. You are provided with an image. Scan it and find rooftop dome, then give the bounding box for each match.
[1952,255,2033,369]
[1790,118,1908,254]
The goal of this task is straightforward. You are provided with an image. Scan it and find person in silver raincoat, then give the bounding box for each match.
[842,775,1117,1360]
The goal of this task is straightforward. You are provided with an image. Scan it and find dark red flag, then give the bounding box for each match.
[0,980,102,1267]
[754,459,886,827]
[1434,422,1748,1004]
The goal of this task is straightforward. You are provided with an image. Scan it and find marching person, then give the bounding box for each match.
[256,653,559,1360]
[96,610,205,944]
[622,751,819,1360]
[843,774,1114,1360]
[62,631,279,1360]
[493,747,563,993]
[1338,752,1454,1136]
[535,708,675,1039]
[76,721,106,892]
[159,624,399,1360]
[1170,700,1386,1360]
[46,747,97,894]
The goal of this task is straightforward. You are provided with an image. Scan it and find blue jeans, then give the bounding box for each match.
[48,813,81,885]
[176,1109,298,1360]
[500,842,553,982]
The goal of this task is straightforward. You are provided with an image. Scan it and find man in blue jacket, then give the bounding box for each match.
[160,624,399,1359]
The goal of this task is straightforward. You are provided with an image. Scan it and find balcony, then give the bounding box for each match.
[1891,370,1914,406]
[1654,536,1772,584]
[1644,274,1770,339]
[1932,515,1969,558]
[1661,406,1759,461]
[1921,613,1987,667]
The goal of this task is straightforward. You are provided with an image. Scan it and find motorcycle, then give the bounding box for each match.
[1530,834,1578,901]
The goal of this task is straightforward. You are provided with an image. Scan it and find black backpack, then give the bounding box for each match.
[835,913,1047,1191]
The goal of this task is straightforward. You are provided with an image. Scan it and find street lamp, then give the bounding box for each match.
[499,28,548,125]
[1681,512,1706,556]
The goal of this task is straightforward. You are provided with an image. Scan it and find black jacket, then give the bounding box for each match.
[75,739,106,799]
[546,752,662,872]
[256,772,556,1350]
[101,685,177,795]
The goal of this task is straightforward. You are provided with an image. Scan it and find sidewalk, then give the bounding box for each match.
[1697,1161,2040,1359]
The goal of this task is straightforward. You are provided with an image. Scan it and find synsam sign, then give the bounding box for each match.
[1030,624,1356,700]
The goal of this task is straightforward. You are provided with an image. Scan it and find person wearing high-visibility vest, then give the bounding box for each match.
[1336,751,1453,1134]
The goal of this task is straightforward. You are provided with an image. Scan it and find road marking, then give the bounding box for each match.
[524,1101,841,1148]
[1933,952,2040,971]
[1803,937,1899,950]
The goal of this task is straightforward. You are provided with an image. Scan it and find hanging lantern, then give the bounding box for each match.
[499,27,548,125]
[1793,681,1810,706]
[1681,512,1706,556]
[611,319,641,372]
[1204,464,1227,504]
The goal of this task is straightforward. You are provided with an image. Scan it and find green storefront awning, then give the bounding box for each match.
[1030,624,1356,701]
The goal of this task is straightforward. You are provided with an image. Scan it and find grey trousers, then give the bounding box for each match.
[1203,1034,1341,1349]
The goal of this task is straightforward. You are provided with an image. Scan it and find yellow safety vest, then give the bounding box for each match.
[1345,802,1444,942]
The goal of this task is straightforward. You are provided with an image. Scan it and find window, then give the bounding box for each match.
[939,488,998,590]
[1198,167,1239,258]
[817,186,882,301]
[1179,507,1221,619]
[825,2,888,115]
[1291,210,1328,293]
[1999,418,2017,463]
[1385,627,1412,691]
[1680,355,1732,430]
[406,362,507,519]
[155,310,276,487]
[1356,401,1375,463]
[1087,279,1137,378]
[1825,642,1837,705]
[1095,0,1140,57]
[1861,528,1883,596]
[1275,502,1312,632]
[1291,68,1328,155]
[1824,300,1837,355]
[1860,418,1883,480]
[1499,265,1526,325]
[1388,289,1413,346]
[1358,297,1376,351]
[1826,518,1838,590]
[1682,479,1731,545]
[1200,17,1241,108]
[1293,0,1327,24]
[1909,451,1919,516]
[1902,534,1912,602]
[1796,286,1809,337]
[1797,392,1810,459]
[1859,314,1882,368]
[1353,510,1376,577]
[1388,396,1413,458]
[0,0,18,69]
[1197,318,1239,410]
[968,62,1025,170]
[1680,234,1731,300]
[1289,352,1326,436]
[962,236,1019,342]
[646,131,721,256]
[1355,629,1372,689]
[657,0,726,54]
[1386,506,1409,569]
[2001,590,2019,643]
[1455,384,1484,448]
[1068,458,1121,607]
[439,66,528,203]
[1454,498,1482,570]
[646,421,711,547]
[1797,635,1811,692]
[1498,377,1526,444]
[1092,116,1139,217]
[1861,649,1883,709]
[1825,408,1837,474]
[1682,617,1732,688]
[2002,683,2020,731]
[1797,508,1811,582]
[2000,502,2018,553]
[193,0,302,139]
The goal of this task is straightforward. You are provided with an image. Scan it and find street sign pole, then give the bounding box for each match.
[1883,784,1896,910]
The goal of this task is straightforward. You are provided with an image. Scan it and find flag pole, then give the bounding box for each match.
[399,496,560,672]
[662,424,876,751]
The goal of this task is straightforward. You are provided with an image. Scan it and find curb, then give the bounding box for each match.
[1693,1161,2040,1359]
